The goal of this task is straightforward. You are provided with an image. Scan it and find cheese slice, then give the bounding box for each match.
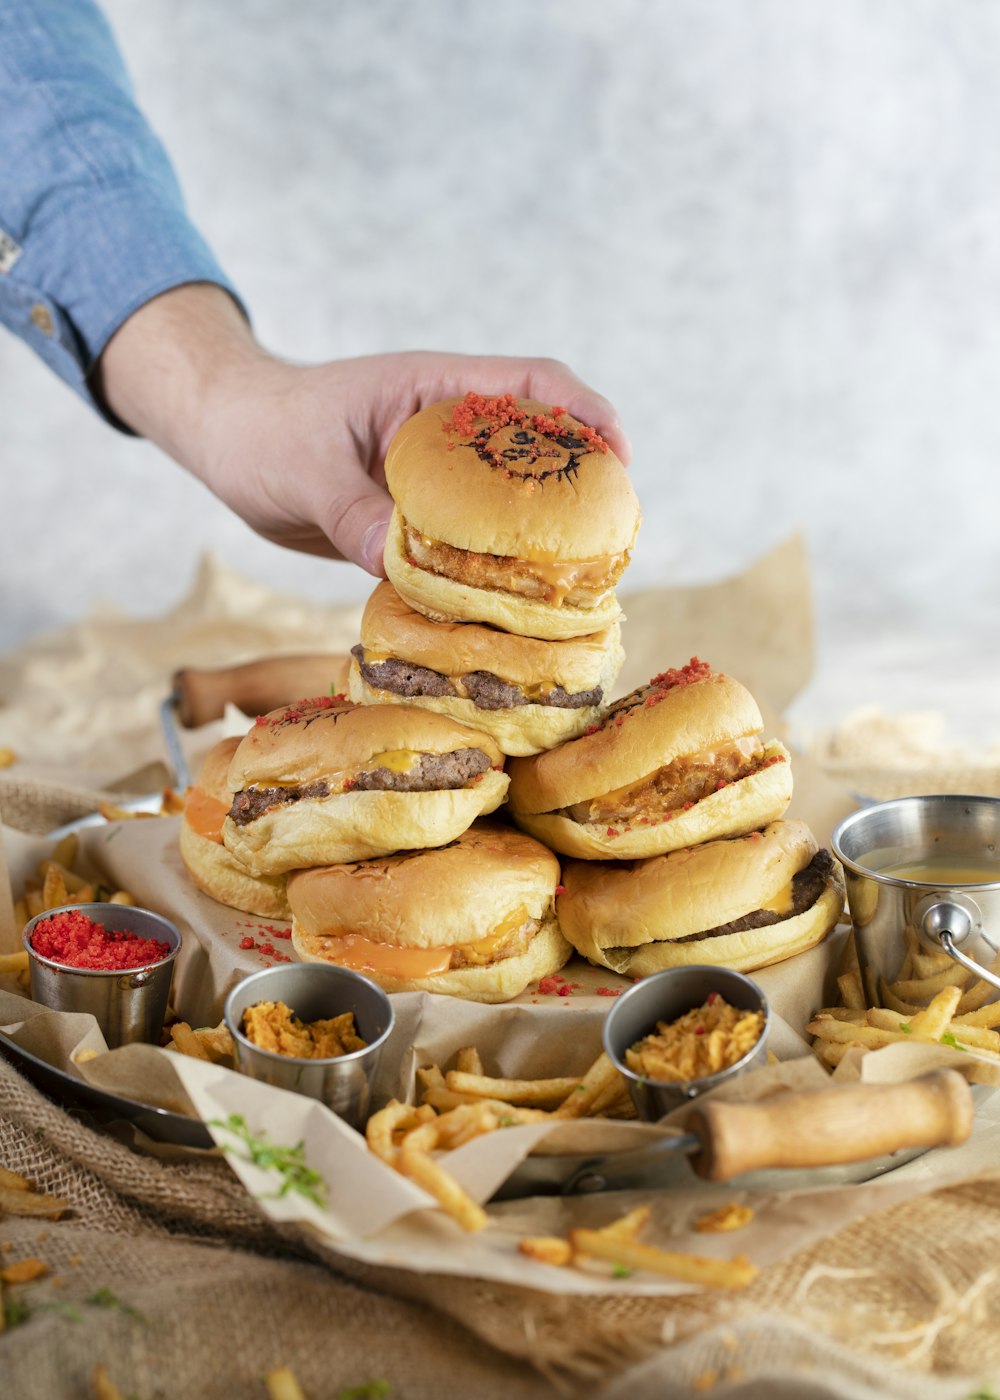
[307,906,534,979]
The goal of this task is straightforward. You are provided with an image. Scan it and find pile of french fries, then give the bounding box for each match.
[519,1202,758,1290]
[365,1046,631,1233]
[810,929,1000,1067]
[0,829,145,990]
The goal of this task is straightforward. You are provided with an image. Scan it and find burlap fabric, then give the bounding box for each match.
[4,1023,1000,1397]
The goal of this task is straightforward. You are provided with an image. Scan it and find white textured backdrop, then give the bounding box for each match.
[2,1,999,741]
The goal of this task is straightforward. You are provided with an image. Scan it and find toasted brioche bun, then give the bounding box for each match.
[558,820,845,975]
[507,666,793,858]
[383,394,639,639]
[179,738,290,918]
[287,821,571,1002]
[349,581,625,755]
[221,698,508,875]
[384,396,639,560]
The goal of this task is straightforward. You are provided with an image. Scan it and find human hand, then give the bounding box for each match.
[96,285,631,576]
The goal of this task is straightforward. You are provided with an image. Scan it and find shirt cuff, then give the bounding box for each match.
[0,177,245,429]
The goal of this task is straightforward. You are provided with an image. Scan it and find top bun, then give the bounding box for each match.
[227,696,505,789]
[384,394,640,560]
[508,664,764,816]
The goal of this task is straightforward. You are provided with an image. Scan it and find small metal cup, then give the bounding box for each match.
[832,794,1000,1009]
[223,964,394,1130]
[603,965,770,1120]
[23,903,181,1049]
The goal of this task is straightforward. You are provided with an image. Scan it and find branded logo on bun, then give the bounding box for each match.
[382,393,641,641]
[220,696,509,876]
[287,820,572,1003]
[557,819,845,976]
[507,660,794,859]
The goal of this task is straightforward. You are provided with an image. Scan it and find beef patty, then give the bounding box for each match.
[671,850,836,942]
[352,645,602,711]
[228,748,493,825]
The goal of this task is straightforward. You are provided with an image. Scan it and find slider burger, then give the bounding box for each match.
[221,696,508,876]
[506,658,793,859]
[383,392,641,640]
[287,820,572,1003]
[349,581,625,757]
[557,819,845,975]
[179,736,290,918]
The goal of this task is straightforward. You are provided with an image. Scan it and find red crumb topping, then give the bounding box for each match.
[554,884,566,896]
[442,391,607,453]
[596,986,623,997]
[536,973,583,997]
[648,657,713,692]
[239,936,255,950]
[31,910,170,971]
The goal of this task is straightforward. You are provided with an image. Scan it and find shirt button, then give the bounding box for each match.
[30,303,54,336]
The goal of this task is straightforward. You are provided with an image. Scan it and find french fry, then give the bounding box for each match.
[24,889,44,920]
[0,1166,32,1192]
[40,864,69,911]
[416,1064,446,1095]
[366,1099,418,1165]
[434,1102,499,1149]
[397,1121,488,1232]
[836,971,866,1012]
[955,1000,1000,1029]
[806,1018,911,1050]
[49,832,79,871]
[169,1022,212,1062]
[192,1025,235,1061]
[552,1052,620,1120]
[73,883,96,903]
[160,787,186,817]
[0,1184,68,1219]
[91,1365,127,1400]
[519,1235,573,1267]
[694,1203,754,1233]
[598,1204,651,1241]
[264,1366,308,1400]
[1,1257,47,1285]
[879,978,922,1016]
[445,1070,581,1106]
[455,1046,484,1076]
[0,747,16,768]
[570,1228,758,1289]
[907,985,963,1040]
[108,891,136,906]
[421,1086,549,1122]
[892,963,970,1000]
[0,952,28,977]
[13,898,28,931]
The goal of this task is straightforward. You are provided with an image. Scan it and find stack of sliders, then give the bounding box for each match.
[509,661,845,975]
[180,390,843,995]
[182,393,641,1000]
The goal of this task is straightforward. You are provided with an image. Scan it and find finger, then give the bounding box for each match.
[318,473,393,576]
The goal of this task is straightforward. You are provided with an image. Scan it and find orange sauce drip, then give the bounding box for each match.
[312,934,452,980]
[185,788,229,844]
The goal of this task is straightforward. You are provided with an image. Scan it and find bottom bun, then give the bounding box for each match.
[292,911,572,1003]
[179,820,290,919]
[558,821,845,976]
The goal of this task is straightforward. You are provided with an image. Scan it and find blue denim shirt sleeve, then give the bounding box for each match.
[0,0,243,424]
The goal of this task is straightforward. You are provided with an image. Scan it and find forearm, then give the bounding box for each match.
[94,283,268,474]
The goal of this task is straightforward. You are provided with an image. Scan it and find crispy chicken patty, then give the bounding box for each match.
[403,521,628,607]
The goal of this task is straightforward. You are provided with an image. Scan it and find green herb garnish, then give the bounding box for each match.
[336,1383,391,1400]
[86,1286,143,1319]
[940,1032,968,1052]
[210,1114,326,1205]
[900,1022,912,1033]
[612,1263,633,1279]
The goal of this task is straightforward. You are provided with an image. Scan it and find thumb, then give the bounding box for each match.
[321,477,393,576]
